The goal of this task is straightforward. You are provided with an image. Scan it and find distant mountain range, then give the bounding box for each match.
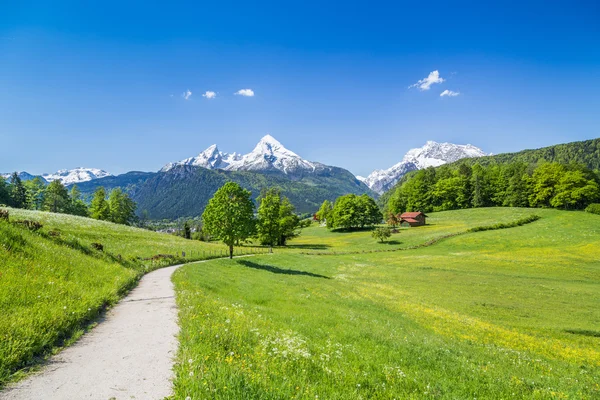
[1,168,112,185]
[2,135,491,218]
[357,141,487,194]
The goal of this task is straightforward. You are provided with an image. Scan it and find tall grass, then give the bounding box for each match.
[0,207,231,387]
[172,208,600,399]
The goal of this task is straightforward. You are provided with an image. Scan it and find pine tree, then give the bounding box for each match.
[43,180,70,213]
[90,187,111,221]
[9,173,28,209]
[107,188,137,225]
[68,185,89,216]
[24,177,46,210]
[0,177,11,206]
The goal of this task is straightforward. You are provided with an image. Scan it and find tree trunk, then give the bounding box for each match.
[229,245,233,259]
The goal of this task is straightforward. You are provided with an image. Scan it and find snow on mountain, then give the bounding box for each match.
[42,168,112,185]
[162,135,317,174]
[362,141,487,194]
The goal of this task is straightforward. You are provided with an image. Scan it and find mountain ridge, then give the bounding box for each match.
[361,141,487,194]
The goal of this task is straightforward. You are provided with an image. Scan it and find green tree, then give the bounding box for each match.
[9,173,28,209]
[529,163,565,208]
[355,194,382,228]
[202,182,256,259]
[90,187,111,221]
[372,226,392,243]
[183,220,192,239]
[24,177,46,210]
[68,185,89,216]
[386,213,400,228]
[315,200,333,224]
[257,188,281,251]
[330,194,381,230]
[108,188,137,225]
[0,177,11,206]
[277,197,300,246]
[43,180,70,213]
[550,170,600,209]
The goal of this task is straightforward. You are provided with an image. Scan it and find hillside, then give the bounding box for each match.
[172,208,600,398]
[447,137,600,170]
[380,137,600,214]
[0,207,228,387]
[78,165,373,219]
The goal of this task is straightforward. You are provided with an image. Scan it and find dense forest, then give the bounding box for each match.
[384,161,600,214]
[449,138,600,170]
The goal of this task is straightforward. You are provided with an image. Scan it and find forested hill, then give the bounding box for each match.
[449,137,600,170]
[77,165,374,219]
[382,137,600,215]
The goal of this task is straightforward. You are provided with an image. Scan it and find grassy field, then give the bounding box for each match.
[0,207,231,387]
[172,208,600,399]
[290,207,538,253]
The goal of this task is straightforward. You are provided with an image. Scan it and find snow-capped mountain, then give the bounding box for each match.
[361,141,487,194]
[162,135,318,175]
[42,168,112,185]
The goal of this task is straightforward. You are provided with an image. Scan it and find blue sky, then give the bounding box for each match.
[1,0,599,176]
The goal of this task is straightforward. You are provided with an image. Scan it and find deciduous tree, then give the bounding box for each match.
[202,182,256,258]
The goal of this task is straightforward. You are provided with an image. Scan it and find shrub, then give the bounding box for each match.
[585,203,600,215]
[467,215,541,233]
[91,242,104,251]
[372,226,392,243]
[13,220,43,231]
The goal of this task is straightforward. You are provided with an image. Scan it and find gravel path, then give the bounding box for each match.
[1,264,183,400]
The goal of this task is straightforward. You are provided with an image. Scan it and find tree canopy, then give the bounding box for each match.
[202,182,256,258]
[328,194,382,230]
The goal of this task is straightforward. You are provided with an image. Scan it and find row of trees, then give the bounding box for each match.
[89,187,138,225]
[315,193,382,230]
[0,173,137,226]
[387,162,600,214]
[202,183,304,258]
[0,174,88,216]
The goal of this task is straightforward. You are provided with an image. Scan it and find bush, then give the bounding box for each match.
[585,203,600,215]
[13,220,43,231]
[91,242,104,251]
[467,215,541,232]
[372,226,392,243]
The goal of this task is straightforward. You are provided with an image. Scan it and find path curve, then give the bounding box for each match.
[1,264,183,400]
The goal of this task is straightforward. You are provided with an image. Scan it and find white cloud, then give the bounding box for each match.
[182,89,192,100]
[440,89,460,97]
[202,91,217,99]
[235,89,255,97]
[409,70,445,91]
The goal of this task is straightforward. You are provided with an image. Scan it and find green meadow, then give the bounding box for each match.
[1,206,599,398]
[172,208,600,399]
[0,207,227,386]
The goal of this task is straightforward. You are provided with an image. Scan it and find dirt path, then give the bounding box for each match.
[1,264,183,400]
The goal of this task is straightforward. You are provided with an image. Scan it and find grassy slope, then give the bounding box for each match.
[172,208,600,399]
[290,207,537,253]
[0,207,229,387]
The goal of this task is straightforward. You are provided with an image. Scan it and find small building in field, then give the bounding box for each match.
[398,211,427,227]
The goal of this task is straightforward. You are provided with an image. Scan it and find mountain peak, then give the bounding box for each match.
[162,135,317,175]
[258,134,280,145]
[362,141,487,194]
[42,168,112,185]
